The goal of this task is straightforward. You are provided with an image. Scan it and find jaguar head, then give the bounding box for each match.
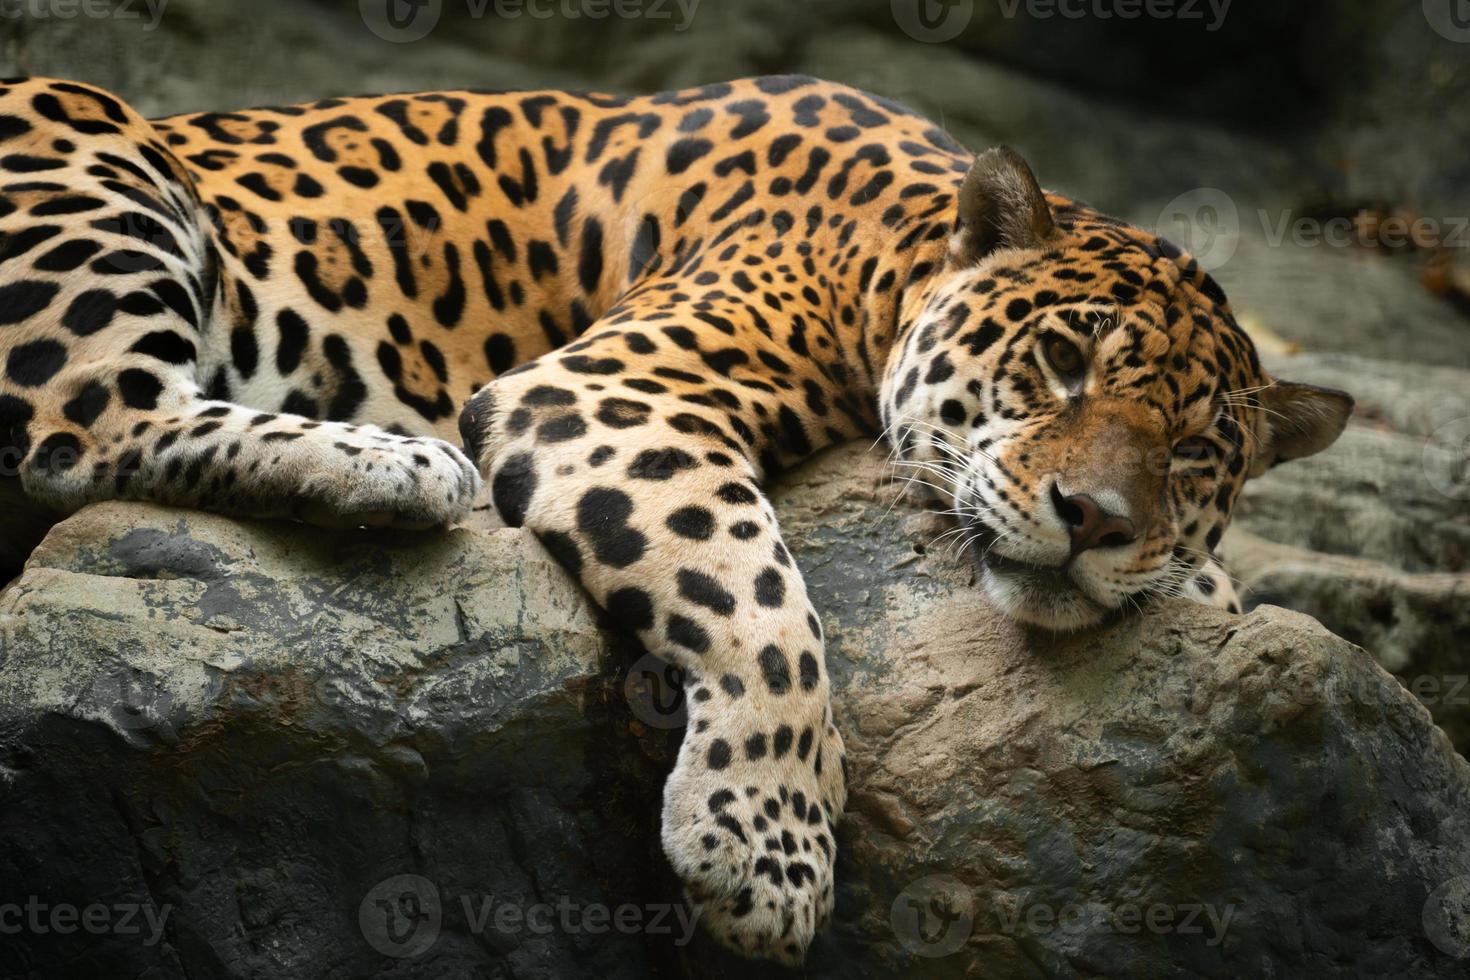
[882,147,1352,630]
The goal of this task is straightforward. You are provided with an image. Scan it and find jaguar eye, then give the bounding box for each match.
[1043,336,1084,377]
[1173,435,1216,461]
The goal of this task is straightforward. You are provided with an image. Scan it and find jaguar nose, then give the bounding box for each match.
[1050,483,1137,555]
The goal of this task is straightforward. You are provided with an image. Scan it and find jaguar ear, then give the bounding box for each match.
[953,145,1056,265]
[1248,381,1355,476]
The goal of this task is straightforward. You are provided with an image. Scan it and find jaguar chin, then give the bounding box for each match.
[967,521,1127,632]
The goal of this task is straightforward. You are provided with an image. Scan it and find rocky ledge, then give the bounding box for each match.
[1,443,1467,978]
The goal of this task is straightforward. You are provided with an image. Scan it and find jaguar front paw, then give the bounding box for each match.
[661,705,845,964]
[294,431,480,529]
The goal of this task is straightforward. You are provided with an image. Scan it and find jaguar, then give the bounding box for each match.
[0,74,1352,962]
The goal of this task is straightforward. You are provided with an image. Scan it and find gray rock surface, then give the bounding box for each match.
[3,444,1468,978]
[1223,530,1470,754]
[1221,241,1470,371]
[1222,350,1470,753]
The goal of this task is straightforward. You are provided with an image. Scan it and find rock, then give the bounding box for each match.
[0,1,579,118]
[3,443,1468,978]
[1217,352,1470,752]
[1220,241,1470,371]
[1231,425,1467,574]
[1223,530,1470,754]
[0,499,669,978]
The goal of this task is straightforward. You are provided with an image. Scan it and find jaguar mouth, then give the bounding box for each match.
[966,519,1068,578]
[977,542,1074,585]
[964,520,1112,631]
